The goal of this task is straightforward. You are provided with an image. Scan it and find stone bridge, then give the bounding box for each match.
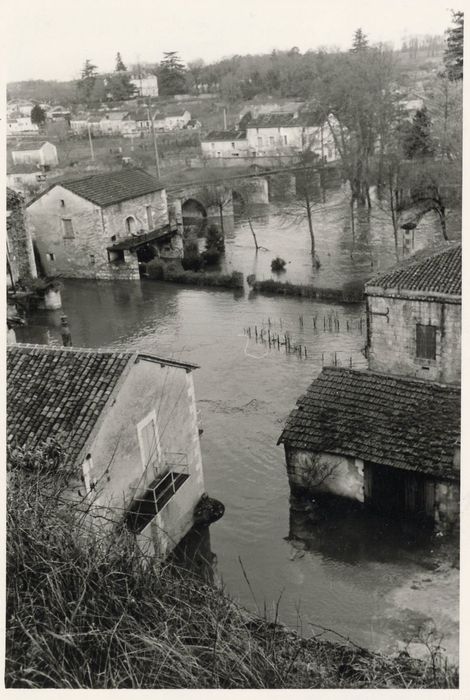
[166,174,270,226]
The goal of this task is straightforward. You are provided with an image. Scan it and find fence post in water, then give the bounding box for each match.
[304,346,307,358]
[299,315,303,328]
[322,352,324,366]
[334,352,337,367]
[323,316,326,330]
[350,356,353,368]
[255,326,258,339]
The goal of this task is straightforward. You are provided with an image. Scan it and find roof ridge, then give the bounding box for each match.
[320,365,460,391]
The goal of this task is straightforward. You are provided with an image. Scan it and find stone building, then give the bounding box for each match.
[6,188,37,285]
[11,141,58,168]
[153,108,191,131]
[7,344,221,558]
[365,244,461,384]
[7,164,47,196]
[279,244,461,530]
[25,168,181,280]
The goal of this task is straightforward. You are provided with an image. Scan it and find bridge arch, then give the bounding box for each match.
[182,198,207,221]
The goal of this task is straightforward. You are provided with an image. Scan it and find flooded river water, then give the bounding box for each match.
[17,185,459,661]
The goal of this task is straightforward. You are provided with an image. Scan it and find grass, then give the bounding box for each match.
[251,278,364,303]
[6,443,458,689]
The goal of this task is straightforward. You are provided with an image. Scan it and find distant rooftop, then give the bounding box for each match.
[28,168,164,208]
[203,130,247,142]
[12,141,51,152]
[366,243,461,299]
[278,367,460,480]
[247,111,324,128]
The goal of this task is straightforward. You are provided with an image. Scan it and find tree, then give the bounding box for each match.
[115,52,127,72]
[403,107,434,159]
[106,72,136,101]
[30,104,46,126]
[78,59,98,102]
[159,51,187,95]
[187,58,205,94]
[444,10,464,81]
[351,28,369,52]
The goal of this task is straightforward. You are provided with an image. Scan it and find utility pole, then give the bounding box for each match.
[223,107,227,130]
[147,102,161,179]
[87,122,95,161]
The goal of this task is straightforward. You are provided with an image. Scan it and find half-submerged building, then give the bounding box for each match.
[7,343,222,558]
[279,244,461,530]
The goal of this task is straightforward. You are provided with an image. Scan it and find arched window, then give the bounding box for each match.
[125,216,136,234]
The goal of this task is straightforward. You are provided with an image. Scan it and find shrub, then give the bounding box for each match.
[146,259,166,280]
[271,257,286,273]
[342,279,364,302]
[205,223,225,252]
[182,239,202,271]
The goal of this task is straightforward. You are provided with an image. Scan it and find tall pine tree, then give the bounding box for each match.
[403,107,434,159]
[115,52,127,72]
[351,28,369,52]
[444,10,464,81]
[159,51,187,95]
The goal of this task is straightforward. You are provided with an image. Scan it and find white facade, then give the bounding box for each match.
[154,110,191,131]
[7,117,39,134]
[201,136,249,159]
[131,74,159,97]
[12,141,58,167]
[246,121,337,160]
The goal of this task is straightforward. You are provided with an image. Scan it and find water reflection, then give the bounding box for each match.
[287,494,434,567]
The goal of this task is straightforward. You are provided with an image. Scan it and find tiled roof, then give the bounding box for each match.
[247,112,298,128]
[278,367,460,480]
[366,243,461,298]
[203,130,247,142]
[12,141,49,152]
[56,168,164,207]
[7,344,134,464]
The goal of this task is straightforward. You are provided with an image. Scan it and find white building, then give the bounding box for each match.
[12,141,58,168]
[7,164,47,195]
[153,108,191,131]
[7,114,39,135]
[201,130,249,158]
[246,112,337,161]
[131,74,159,97]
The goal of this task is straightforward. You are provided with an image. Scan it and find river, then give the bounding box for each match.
[16,184,459,662]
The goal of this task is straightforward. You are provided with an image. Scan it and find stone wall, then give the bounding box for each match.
[434,480,460,531]
[366,294,461,384]
[285,447,365,502]
[7,189,37,282]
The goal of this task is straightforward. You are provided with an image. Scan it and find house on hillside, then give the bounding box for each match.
[246,112,337,160]
[201,130,249,159]
[7,164,47,196]
[7,344,221,558]
[131,73,159,97]
[99,111,131,135]
[12,141,58,168]
[153,107,191,131]
[7,114,39,135]
[26,168,182,280]
[70,113,90,135]
[279,244,461,531]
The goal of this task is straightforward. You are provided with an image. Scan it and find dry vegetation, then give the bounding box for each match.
[6,443,458,689]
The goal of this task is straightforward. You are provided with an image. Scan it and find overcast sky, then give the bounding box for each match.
[5,0,458,82]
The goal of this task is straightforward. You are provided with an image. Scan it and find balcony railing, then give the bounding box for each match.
[126,453,189,534]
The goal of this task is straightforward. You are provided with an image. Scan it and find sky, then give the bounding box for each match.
[4,0,459,82]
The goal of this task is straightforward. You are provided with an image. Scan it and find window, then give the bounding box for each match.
[211,143,215,148]
[284,135,288,145]
[90,254,95,264]
[108,249,125,263]
[62,218,74,239]
[231,142,235,148]
[125,216,137,234]
[146,205,153,229]
[60,199,65,207]
[257,137,263,147]
[137,411,161,474]
[416,324,437,360]
[269,136,275,146]
[46,253,55,261]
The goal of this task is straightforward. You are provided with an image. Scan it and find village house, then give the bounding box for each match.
[7,343,220,559]
[130,73,159,97]
[201,130,249,159]
[70,112,90,135]
[7,163,47,196]
[153,107,191,131]
[246,112,337,160]
[26,168,182,280]
[99,111,131,135]
[11,141,59,168]
[7,100,35,117]
[279,244,461,531]
[7,114,39,135]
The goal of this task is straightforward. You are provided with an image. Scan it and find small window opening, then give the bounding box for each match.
[108,249,125,263]
[62,218,74,239]
[416,323,437,360]
[60,199,65,207]
[46,253,55,261]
